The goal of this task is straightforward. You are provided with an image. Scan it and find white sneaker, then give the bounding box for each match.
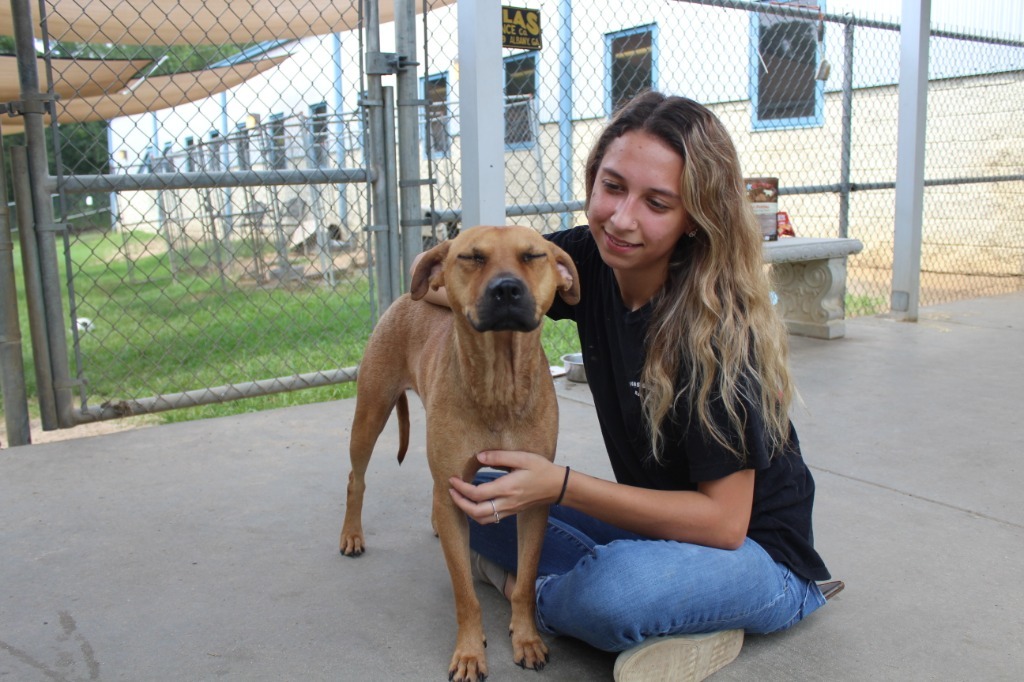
[613,629,744,682]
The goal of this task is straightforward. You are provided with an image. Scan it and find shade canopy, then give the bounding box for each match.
[1,55,289,134]
[0,0,456,46]
[0,56,150,101]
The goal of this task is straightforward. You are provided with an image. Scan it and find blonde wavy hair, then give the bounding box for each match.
[585,91,794,463]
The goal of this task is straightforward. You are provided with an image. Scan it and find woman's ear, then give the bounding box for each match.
[410,241,451,300]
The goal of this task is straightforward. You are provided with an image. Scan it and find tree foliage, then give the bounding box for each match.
[1,38,248,226]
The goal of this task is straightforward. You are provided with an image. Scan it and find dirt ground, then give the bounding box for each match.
[0,415,158,448]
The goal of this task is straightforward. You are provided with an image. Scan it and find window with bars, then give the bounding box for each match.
[423,73,452,158]
[504,53,537,149]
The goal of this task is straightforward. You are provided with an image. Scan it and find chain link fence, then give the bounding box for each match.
[2,0,1022,439]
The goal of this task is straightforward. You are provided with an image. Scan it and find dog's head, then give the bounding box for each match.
[410,225,580,332]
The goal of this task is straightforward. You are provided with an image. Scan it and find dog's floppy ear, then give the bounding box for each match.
[410,240,451,300]
[550,243,581,305]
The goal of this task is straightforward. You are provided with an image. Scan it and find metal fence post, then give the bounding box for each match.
[0,140,32,446]
[365,0,397,313]
[382,85,401,300]
[396,0,425,285]
[891,0,931,321]
[456,0,506,226]
[10,146,58,430]
[838,19,855,239]
[9,0,75,429]
[557,0,575,234]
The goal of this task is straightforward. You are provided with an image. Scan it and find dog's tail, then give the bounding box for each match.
[396,392,410,465]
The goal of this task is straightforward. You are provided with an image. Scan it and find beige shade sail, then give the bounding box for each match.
[0,0,457,46]
[0,56,150,101]
[1,55,289,134]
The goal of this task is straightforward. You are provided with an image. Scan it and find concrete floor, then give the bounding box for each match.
[2,291,1022,680]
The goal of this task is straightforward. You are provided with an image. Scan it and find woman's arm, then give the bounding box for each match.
[449,450,754,550]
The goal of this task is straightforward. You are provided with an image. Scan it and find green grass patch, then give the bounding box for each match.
[845,293,887,317]
[2,229,582,427]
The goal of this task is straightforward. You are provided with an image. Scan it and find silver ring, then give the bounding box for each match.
[489,499,501,524]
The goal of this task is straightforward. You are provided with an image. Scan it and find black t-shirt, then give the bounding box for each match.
[546,226,830,582]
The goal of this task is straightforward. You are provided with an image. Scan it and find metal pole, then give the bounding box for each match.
[891,0,931,320]
[0,139,32,445]
[395,0,424,286]
[457,0,505,226]
[60,167,369,193]
[11,146,57,430]
[10,0,75,429]
[558,0,575,233]
[382,86,402,300]
[75,366,359,421]
[365,0,396,311]
[838,20,855,238]
[332,33,350,231]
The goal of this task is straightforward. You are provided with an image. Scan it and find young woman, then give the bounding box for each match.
[444,91,837,681]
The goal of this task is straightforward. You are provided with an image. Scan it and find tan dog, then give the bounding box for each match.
[340,225,580,681]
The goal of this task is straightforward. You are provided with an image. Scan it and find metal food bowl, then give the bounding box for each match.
[561,353,587,383]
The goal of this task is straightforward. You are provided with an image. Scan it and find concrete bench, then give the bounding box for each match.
[763,237,864,340]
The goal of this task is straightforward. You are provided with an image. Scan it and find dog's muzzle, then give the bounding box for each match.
[470,275,540,332]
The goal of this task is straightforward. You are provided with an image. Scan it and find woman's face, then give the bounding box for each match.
[587,130,689,303]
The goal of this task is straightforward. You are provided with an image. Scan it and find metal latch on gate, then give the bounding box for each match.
[365,51,419,75]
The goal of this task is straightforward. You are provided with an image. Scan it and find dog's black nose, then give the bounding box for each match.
[487,276,525,303]
[472,276,538,332]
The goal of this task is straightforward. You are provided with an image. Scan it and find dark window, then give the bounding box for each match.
[424,74,451,157]
[751,1,825,128]
[608,26,654,114]
[184,136,196,172]
[310,102,329,168]
[268,113,287,170]
[207,130,222,171]
[234,122,251,171]
[505,54,537,147]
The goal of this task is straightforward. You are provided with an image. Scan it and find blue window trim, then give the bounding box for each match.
[504,53,538,152]
[749,0,826,131]
[604,24,659,118]
[420,72,452,160]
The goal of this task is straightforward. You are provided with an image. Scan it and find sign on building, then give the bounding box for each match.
[502,6,541,51]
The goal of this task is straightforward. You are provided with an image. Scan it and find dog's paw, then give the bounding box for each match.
[510,629,549,672]
[339,531,365,557]
[448,646,488,682]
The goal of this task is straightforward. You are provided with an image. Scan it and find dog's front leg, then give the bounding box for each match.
[510,505,550,670]
[433,486,488,682]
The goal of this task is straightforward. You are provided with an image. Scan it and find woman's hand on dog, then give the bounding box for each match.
[449,451,564,524]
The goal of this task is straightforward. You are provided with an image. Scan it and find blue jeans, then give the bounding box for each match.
[469,472,827,652]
